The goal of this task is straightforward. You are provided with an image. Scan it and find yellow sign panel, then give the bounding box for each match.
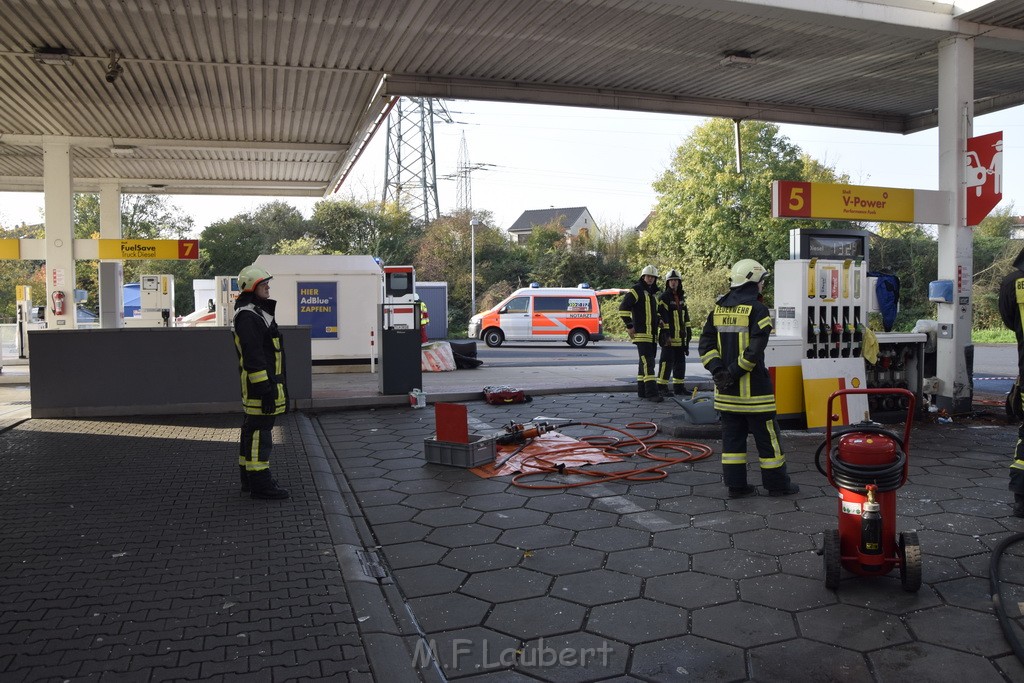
[0,239,20,259]
[774,181,916,222]
[97,239,199,260]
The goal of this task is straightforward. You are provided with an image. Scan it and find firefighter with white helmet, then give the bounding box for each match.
[619,264,664,402]
[698,258,799,498]
[233,264,289,500]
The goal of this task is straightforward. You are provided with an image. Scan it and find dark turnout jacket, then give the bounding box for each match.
[698,282,776,413]
[233,292,287,416]
[619,278,661,344]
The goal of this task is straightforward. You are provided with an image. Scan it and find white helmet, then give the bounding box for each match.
[730,259,769,288]
[640,265,659,278]
[665,268,681,282]
[238,265,272,293]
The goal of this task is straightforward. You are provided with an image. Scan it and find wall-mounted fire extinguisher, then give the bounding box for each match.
[51,290,66,316]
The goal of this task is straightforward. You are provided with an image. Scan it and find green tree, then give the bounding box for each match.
[199,201,307,278]
[640,118,861,321]
[308,198,419,265]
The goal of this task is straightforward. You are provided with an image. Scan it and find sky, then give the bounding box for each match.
[0,99,1020,235]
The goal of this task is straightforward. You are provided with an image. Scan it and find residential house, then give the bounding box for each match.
[508,206,596,246]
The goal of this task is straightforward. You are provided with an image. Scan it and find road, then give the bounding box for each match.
[462,339,1018,393]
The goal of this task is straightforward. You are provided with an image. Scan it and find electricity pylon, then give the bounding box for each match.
[382,98,452,225]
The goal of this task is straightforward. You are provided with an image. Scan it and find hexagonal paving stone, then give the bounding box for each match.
[653,527,730,554]
[658,495,725,516]
[749,639,872,681]
[692,509,766,533]
[916,511,1007,536]
[426,523,501,548]
[631,635,745,681]
[382,540,448,571]
[485,596,586,639]
[667,469,723,486]
[914,528,989,559]
[392,478,452,494]
[478,508,550,530]
[692,601,797,647]
[498,525,575,551]
[591,493,658,514]
[374,521,431,544]
[836,579,942,614]
[574,526,650,552]
[460,567,552,603]
[796,604,912,651]
[521,545,606,576]
[442,544,525,573]
[627,481,691,499]
[549,509,619,531]
[691,548,777,579]
[906,604,1010,656]
[423,626,522,678]
[464,492,529,512]
[356,489,408,506]
[392,565,467,598]
[586,598,687,644]
[619,510,689,532]
[402,491,468,510]
[732,528,816,555]
[552,569,642,606]
[516,632,629,681]
[644,571,736,609]
[868,642,1007,683]
[408,593,492,632]
[605,546,688,577]
[365,504,418,524]
[412,506,482,526]
[739,573,838,611]
[766,509,837,535]
[938,496,1009,517]
[779,547,827,580]
[526,494,591,513]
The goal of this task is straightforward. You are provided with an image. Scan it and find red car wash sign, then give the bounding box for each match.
[966,131,1003,227]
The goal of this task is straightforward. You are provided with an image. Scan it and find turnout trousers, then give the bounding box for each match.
[240,413,275,472]
[720,411,790,490]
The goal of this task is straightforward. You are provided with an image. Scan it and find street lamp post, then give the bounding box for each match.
[470,218,480,316]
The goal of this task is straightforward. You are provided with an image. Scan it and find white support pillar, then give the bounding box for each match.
[98,182,124,328]
[42,142,76,329]
[935,36,973,414]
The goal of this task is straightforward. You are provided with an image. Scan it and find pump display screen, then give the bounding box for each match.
[807,236,865,259]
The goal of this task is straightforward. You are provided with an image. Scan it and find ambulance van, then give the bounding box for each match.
[468,286,606,348]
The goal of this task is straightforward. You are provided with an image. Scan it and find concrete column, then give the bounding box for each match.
[42,142,76,330]
[98,182,124,328]
[935,36,973,414]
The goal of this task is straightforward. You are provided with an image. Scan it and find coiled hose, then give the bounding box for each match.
[814,427,907,493]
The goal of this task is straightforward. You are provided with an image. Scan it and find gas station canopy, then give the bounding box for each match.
[1,0,1022,198]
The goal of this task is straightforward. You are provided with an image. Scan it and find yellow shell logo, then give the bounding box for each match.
[851,378,861,388]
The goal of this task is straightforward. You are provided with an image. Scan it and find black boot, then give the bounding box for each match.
[1014,493,1024,518]
[658,384,672,397]
[637,381,645,398]
[763,463,799,496]
[645,381,663,403]
[674,384,687,396]
[239,465,250,493]
[249,469,289,500]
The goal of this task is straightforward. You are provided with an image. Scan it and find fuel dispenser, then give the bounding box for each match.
[15,285,43,358]
[379,265,422,395]
[124,274,175,328]
[214,275,240,326]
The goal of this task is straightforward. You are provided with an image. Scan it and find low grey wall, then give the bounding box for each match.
[29,326,312,418]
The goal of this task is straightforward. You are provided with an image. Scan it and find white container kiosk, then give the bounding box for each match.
[254,254,382,371]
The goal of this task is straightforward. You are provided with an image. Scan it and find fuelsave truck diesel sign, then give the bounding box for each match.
[773,181,915,222]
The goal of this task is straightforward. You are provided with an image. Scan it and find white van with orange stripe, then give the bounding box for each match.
[468,286,608,348]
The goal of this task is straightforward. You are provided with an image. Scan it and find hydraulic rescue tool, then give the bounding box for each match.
[817,388,922,592]
[496,421,556,445]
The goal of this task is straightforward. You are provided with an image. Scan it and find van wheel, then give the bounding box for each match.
[483,328,504,347]
[567,329,589,348]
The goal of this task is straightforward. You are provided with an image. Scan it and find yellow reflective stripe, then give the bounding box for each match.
[1016,278,1024,303]
[759,418,786,468]
[757,316,772,329]
[250,370,269,383]
[722,452,747,465]
[701,350,721,364]
[738,357,755,371]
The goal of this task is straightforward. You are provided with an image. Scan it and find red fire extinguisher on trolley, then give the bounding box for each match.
[51,290,66,316]
[816,388,922,592]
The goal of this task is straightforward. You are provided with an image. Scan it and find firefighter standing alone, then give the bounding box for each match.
[233,265,289,500]
[698,259,799,498]
[620,265,664,403]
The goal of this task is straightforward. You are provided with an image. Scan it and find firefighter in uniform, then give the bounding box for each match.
[997,247,1024,517]
[620,265,663,402]
[416,294,430,343]
[698,259,799,498]
[233,265,289,500]
[657,268,691,396]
